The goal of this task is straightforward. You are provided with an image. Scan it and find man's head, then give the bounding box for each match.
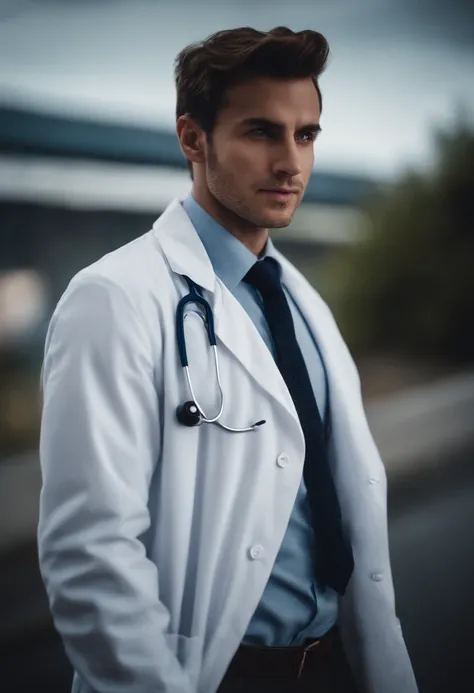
[175,26,329,234]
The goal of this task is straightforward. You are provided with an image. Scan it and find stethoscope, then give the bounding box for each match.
[175,276,266,432]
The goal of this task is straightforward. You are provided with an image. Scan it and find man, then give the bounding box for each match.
[38,26,418,693]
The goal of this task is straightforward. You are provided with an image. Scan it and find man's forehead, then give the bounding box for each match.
[222,76,320,122]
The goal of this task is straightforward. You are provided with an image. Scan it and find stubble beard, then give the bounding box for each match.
[206,160,296,231]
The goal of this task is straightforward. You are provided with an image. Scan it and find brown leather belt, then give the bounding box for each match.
[223,626,339,681]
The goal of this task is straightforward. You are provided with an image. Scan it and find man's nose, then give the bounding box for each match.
[273,140,302,178]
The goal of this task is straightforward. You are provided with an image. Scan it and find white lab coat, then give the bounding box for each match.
[38,199,418,693]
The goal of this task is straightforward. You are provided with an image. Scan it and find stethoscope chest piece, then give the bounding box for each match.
[176,400,202,427]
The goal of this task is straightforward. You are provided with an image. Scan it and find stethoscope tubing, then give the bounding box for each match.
[176,276,216,368]
[176,275,265,432]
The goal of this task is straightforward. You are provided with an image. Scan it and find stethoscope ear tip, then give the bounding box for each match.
[254,420,266,427]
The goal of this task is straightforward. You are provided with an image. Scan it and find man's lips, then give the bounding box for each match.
[259,188,299,197]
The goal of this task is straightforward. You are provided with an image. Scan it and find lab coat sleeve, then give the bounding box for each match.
[37,273,193,693]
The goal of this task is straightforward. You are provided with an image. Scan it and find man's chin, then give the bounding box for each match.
[261,212,294,230]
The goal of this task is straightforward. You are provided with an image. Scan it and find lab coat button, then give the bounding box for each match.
[276,453,289,468]
[248,544,265,560]
[368,478,379,485]
[371,572,384,582]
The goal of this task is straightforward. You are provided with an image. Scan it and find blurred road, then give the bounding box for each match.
[388,452,474,693]
[1,451,473,693]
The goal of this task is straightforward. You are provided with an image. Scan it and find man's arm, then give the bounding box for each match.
[38,273,192,693]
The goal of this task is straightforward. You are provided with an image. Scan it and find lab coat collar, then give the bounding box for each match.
[153,197,283,293]
[152,199,217,294]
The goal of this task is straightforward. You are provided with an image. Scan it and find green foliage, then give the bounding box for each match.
[323,120,474,364]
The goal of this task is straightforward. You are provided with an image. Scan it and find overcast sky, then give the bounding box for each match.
[1,0,473,179]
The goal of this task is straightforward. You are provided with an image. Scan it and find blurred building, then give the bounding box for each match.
[0,104,376,348]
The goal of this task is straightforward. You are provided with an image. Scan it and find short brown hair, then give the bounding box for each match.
[174,26,330,176]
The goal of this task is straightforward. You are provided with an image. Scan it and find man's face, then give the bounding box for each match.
[203,75,320,230]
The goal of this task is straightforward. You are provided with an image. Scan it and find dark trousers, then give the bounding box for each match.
[217,631,359,693]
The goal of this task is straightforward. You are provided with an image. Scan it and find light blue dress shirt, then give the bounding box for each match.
[182,195,338,646]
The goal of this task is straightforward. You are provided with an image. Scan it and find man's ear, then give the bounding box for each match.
[176,115,206,166]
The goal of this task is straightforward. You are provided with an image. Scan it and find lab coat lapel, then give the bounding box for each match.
[153,200,300,423]
[212,278,299,421]
[153,199,216,293]
[271,248,363,433]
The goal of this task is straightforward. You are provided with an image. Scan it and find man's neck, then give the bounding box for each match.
[191,188,268,257]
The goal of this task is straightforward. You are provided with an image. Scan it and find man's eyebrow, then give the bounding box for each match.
[239,117,322,133]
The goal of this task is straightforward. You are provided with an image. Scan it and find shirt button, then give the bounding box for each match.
[248,544,265,560]
[276,453,290,468]
[368,478,379,485]
[371,572,384,582]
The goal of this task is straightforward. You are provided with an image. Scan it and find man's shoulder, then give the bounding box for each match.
[66,228,170,300]
[48,228,174,338]
[83,229,163,281]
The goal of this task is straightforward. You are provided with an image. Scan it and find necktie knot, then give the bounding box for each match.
[243,257,282,296]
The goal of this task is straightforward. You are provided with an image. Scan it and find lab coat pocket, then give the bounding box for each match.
[164,632,203,690]
[70,636,203,693]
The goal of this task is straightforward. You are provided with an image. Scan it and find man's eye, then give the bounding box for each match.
[299,132,317,143]
[248,128,268,137]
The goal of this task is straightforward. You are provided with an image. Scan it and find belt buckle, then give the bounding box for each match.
[297,638,321,678]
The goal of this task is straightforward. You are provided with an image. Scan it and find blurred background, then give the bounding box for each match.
[1,1,474,691]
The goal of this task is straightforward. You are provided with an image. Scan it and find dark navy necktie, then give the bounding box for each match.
[244,256,354,595]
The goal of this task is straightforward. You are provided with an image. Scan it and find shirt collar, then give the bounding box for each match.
[181,194,278,292]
